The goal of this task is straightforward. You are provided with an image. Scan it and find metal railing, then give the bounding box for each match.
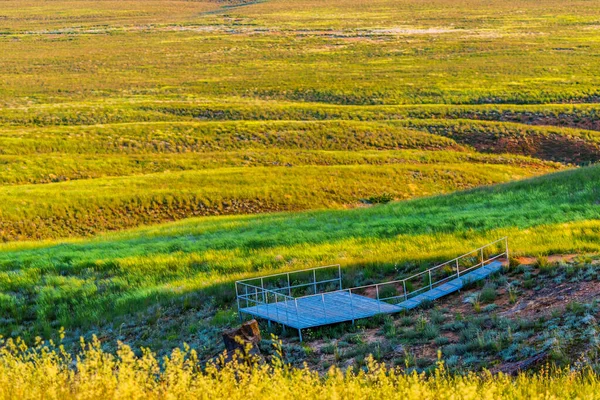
[236,281,299,326]
[235,264,342,325]
[293,236,509,307]
[236,237,508,338]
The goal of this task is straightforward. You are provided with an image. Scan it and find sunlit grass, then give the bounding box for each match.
[1,0,600,372]
[2,0,600,106]
[0,166,598,338]
[0,158,555,240]
[1,336,600,399]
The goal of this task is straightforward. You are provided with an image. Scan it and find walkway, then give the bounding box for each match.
[236,238,508,341]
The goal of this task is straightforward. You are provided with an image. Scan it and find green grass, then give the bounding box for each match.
[0,150,557,183]
[0,121,461,155]
[2,0,600,109]
[0,116,572,240]
[0,165,598,338]
[3,0,600,106]
[1,0,600,352]
[0,157,557,240]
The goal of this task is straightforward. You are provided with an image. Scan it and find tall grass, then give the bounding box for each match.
[0,149,559,185]
[0,336,599,400]
[0,121,461,154]
[0,152,559,240]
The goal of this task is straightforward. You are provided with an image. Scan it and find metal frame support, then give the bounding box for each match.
[481,248,484,267]
[235,282,242,322]
[295,298,302,341]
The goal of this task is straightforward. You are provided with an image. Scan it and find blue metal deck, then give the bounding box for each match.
[240,261,502,330]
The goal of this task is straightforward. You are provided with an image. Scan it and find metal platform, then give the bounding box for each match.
[393,261,502,309]
[240,290,402,330]
[237,238,508,341]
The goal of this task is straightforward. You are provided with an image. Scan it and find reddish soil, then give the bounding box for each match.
[500,280,600,319]
[302,254,600,373]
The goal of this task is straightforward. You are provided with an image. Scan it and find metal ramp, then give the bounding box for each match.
[236,238,508,341]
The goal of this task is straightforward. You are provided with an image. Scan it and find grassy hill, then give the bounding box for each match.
[1,165,598,343]
[0,114,568,239]
[1,0,600,388]
[1,0,600,241]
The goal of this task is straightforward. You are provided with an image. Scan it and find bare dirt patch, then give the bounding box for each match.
[501,280,600,319]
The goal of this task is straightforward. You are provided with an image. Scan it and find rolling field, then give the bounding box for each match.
[1,0,600,391]
[1,0,600,241]
[1,165,599,341]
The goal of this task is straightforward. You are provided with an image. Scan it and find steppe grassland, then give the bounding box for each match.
[0,166,598,339]
[3,0,600,121]
[1,0,600,377]
[0,115,567,240]
[3,0,600,105]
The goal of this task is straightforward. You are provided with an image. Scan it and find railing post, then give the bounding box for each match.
[295,298,300,328]
[287,273,292,297]
[429,270,433,291]
[245,284,249,308]
[505,237,510,264]
[403,280,407,301]
[481,248,484,267]
[376,285,381,313]
[266,290,271,328]
[338,265,342,290]
[274,293,280,323]
[349,289,355,324]
[236,282,242,322]
[456,259,460,277]
[313,269,317,294]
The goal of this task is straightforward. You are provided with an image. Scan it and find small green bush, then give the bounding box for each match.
[434,336,450,346]
[566,301,586,316]
[480,286,497,304]
[383,315,397,338]
[430,310,446,325]
[535,256,552,273]
[423,324,440,340]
